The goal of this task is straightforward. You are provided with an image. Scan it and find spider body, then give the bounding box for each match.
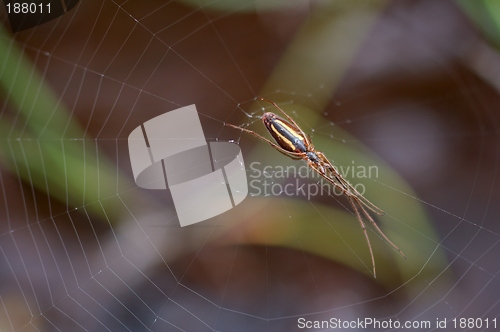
[263,112,325,166]
[262,112,308,154]
[226,98,405,278]
[306,151,320,163]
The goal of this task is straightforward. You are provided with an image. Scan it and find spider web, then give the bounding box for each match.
[1,0,500,331]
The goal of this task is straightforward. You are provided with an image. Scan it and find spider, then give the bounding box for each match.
[225,98,405,278]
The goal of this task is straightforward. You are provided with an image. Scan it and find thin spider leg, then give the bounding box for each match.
[307,160,354,196]
[337,172,385,215]
[348,196,377,278]
[260,98,313,148]
[316,151,385,216]
[307,160,376,277]
[260,98,299,129]
[308,161,383,220]
[328,167,385,216]
[309,161,405,272]
[225,122,304,160]
[320,157,404,257]
[354,197,406,259]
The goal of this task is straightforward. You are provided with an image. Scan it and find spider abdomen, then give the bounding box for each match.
[262,112,307,153]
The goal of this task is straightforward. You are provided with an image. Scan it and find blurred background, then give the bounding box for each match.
[1,0,499,331]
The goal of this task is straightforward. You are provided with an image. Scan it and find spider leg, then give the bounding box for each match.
[315,151,385,216]
[315,158,405,259]
[225,122,304,160]
[308,160,405,276]
[306,160,377,277]
[330,167,385,216]
[307,160,353,195]
[348,196,377,278]
[353,196,406,260]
